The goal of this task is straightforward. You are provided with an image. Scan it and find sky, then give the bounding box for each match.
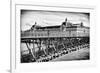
[21,10,90,31]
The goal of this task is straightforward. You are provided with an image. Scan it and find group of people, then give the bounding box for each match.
[21,37,89,63]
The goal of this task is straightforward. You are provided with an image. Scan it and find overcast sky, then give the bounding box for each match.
[21,10,90,31]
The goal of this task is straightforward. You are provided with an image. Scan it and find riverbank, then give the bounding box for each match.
[51,47,89,61]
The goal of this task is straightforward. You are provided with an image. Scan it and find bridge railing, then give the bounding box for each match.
[21,30,89,38]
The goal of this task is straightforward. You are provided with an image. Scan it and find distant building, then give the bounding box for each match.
[21,18,89,39]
